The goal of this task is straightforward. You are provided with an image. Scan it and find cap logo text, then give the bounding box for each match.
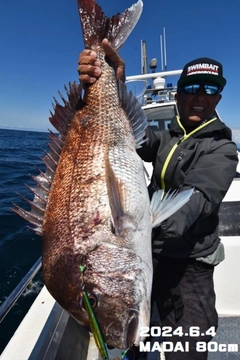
[187,63,219,76]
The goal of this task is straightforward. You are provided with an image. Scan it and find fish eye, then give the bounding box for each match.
[87,293,98,308]
[80,292,98,310]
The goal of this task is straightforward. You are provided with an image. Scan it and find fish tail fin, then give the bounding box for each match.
[151,189,194,228]
[77,0,143,51]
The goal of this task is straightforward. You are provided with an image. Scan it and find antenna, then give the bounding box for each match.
[163,27,167,71]
[141,40,148,74]
[160,35,164,71]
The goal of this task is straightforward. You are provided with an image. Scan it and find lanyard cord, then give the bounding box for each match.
[160,116,217,189]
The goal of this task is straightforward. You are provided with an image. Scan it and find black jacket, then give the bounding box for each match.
[137,116,238,259]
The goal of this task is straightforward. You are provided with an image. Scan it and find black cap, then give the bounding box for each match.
[177,57,227,89]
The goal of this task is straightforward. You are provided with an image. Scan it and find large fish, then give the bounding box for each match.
[13,0,193,351]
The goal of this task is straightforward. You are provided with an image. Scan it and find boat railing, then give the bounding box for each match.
[0,257,42,323]
[126,70,181,107]
[126,69,182,82]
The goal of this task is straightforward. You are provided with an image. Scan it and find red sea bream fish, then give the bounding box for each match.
[13,0,193,351]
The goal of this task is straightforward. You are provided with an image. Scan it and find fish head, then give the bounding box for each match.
[76,269,151,349]
[43,243,151,349]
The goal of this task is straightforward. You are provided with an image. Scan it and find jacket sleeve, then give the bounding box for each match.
[157,141,238,239]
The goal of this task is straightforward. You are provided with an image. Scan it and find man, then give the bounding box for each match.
[78,40,238,359]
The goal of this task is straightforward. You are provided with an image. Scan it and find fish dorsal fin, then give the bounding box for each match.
[77,0,143,51]
[12,82,83,235]
[118,80,148,148]
[50,81,83,137]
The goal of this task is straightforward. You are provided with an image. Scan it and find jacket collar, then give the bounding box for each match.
[169,116,232,140]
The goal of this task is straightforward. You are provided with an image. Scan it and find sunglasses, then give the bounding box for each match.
[180,83,222,95]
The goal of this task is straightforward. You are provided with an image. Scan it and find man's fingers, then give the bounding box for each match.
[102,39,125,82]
[78,49,102,86]
[78,64,101,77]
[102,39,117,60]
[78,50,97,64]
[77,40,126,85]
[79,74,98,85]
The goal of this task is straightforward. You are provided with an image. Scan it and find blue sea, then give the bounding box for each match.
[0,128,49,353]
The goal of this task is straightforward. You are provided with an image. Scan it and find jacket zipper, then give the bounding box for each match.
[160,116,217,189]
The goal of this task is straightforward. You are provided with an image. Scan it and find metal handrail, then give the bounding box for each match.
[126,69,182,82]
[0,257,42,323]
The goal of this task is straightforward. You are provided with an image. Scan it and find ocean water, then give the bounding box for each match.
[0,128,49,353]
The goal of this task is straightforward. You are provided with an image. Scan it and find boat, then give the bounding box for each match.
[1,58,240,360]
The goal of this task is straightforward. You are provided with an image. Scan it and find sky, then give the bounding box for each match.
[1,0,240,145]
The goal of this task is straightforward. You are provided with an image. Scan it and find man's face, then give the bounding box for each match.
[175,83,222,128]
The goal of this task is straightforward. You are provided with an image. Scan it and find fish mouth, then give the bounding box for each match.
[105,309,140,349]
[127,301,150,347]
[126,311,139,347]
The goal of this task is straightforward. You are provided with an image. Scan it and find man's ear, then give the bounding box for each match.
[215,93,222,107]
[175,92,179,104]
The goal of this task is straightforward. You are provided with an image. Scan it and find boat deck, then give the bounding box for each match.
[1,285,239,360]
[208,317,240,360]
[102,315,240,359]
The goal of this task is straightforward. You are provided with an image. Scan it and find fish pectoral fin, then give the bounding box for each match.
[105,152,137,236]
[151,188,194,228]
[112,214,138,238]
[105,154,123,233]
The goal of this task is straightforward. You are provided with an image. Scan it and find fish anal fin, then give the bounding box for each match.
[151,189,194,228]
[118,80,148,148]
[50,82,83,137]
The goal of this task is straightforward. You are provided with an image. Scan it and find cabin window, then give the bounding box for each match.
[144,105,178,132]
[144,105,221,133]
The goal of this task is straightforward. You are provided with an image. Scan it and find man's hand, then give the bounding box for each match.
[77,39,125,87]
